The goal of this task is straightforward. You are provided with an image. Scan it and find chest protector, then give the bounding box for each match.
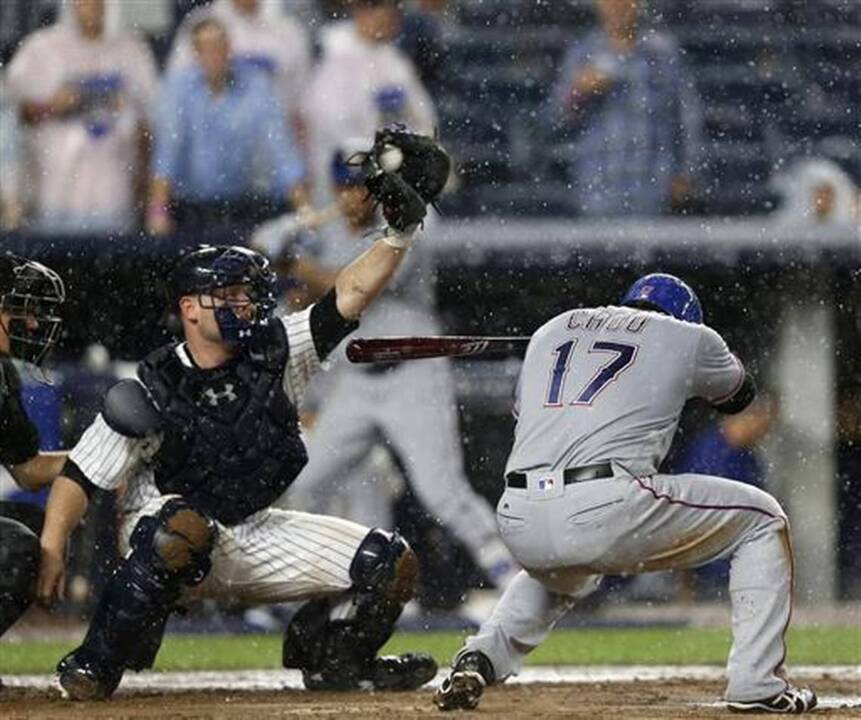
[138,322,308,526]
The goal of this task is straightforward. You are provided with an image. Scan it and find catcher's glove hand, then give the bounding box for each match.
[358,126,451,233]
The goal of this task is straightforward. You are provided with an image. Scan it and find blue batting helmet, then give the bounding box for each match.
[620,273,703,324]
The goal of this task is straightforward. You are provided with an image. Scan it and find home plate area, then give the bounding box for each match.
[2,666,859,718]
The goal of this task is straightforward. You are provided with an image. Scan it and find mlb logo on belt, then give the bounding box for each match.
[538,477,555,490]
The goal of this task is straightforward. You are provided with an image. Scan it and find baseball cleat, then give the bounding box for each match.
[434,651,494,711]
[727,686,818,714]
[303,652,438,691]
[56,651,122,701]
[434,669,486,711]
[370,652,438,690]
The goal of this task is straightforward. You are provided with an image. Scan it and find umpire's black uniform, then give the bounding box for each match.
[0,358,45,639]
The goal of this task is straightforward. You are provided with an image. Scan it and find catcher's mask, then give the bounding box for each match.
[169,245,277,345]
[620,272,703,324]
[0,254,66,366]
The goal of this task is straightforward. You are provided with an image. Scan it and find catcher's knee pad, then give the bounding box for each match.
[349,528,417,603]
[132,498,217,585]
[80,501,216,673]
[0,517,40,636]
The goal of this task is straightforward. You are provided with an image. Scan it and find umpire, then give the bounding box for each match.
[0,253,67,685]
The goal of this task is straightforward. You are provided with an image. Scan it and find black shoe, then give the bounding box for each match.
[56,650,123,701]
[728,686,818,714]
[302,652,437,691]
[370,653,438,691]
[434,651,494,711]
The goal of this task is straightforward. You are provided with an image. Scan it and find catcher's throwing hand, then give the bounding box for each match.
[358,126,451,233]
[37,542,66,606]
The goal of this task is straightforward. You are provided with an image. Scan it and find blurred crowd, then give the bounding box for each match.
[0,0,859,235]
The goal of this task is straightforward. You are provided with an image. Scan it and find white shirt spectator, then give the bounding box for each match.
[303,20,436,207]
[6,14,157,234]
[168,0,311,122]
[0,72,23,230]
[770,158,859,227]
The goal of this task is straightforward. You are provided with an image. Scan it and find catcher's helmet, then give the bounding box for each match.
[0,254,65,366]
[169,245,277,344]
[620,273,703,324]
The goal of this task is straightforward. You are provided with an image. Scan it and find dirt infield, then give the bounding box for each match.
[2,677,860,719]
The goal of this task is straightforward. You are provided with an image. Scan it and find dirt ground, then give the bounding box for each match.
[2,678,860,720]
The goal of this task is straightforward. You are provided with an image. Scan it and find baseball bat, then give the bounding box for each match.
[346,336,531,363]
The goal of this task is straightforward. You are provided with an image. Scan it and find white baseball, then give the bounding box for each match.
[379,144,404,172]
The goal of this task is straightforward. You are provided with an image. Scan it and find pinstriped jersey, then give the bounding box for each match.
[69,307,321,517]
[505,306,744,478]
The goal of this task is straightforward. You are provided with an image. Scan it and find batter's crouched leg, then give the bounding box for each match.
[57,499,216,701]
[282,528,437,691]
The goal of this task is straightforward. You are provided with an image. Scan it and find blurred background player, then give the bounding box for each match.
[263,148,519,617]
[549,0,704,217]
[0,254,66,686]
[303,0,436,208]
[148,16,309,237]
[5,0,158,234]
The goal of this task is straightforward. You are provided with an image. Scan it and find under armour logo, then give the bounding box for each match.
[203,383,238,407]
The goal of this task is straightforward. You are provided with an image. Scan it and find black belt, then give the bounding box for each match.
[505,462,614,489]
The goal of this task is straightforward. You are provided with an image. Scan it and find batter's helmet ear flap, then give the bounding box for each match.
[621,273,703,324]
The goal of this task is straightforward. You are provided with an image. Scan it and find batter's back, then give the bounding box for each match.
[505,305,744,478]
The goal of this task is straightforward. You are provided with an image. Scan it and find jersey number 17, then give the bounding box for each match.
[545,340,637,407]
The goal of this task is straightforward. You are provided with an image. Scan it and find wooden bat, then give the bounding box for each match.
[346,336,531,363]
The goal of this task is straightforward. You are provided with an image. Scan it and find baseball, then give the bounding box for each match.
[379,144,404,172]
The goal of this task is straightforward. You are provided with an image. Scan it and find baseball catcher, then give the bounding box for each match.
[37,131,447,701]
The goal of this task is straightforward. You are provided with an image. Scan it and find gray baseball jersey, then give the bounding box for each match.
[506,305,743,478]
[457,307,797,703]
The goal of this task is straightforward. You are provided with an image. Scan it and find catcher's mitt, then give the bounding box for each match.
[358,126,451,232]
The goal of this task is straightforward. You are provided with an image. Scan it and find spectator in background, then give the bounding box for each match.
[673,396,778,491]
[168,0,311,139]
[303,0,436,207]
[396,0,449,96]
[550,0,704,217]
[770,157,859,227]
[0,72,23,231]
[148,17,309,237]
[6,0,157,234]
[671,396,778,596]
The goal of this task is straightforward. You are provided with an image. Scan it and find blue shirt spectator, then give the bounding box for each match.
[149,16,309,236]
[550,0,704,217]
[671,397,777,596]
[672,424,764,489]
[153,62,304,203]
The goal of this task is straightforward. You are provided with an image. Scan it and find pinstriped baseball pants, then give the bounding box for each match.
[120,495,370,603]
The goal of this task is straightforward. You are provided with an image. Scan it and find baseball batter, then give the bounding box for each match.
[277,148,519,594]
[36,136,447,701]
[435,274,817,714]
